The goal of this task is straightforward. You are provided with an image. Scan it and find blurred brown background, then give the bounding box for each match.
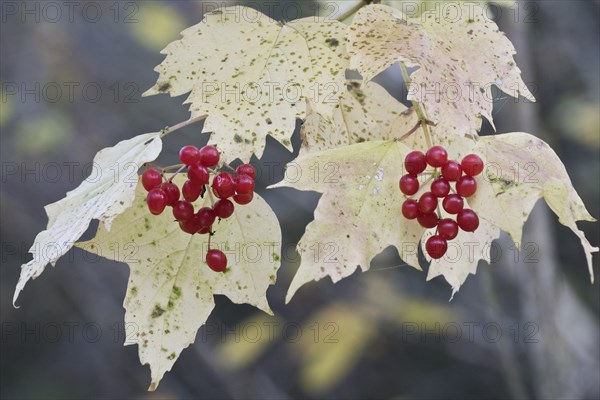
[1,1,598,399]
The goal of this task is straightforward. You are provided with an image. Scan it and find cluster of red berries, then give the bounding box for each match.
[141,145,257,272]
[399,145,484,260]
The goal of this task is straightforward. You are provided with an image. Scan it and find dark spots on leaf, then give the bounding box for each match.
[167,352,177,360]
[158,82,171,92]
[325,38,339,47]
[234,134,243,143]
[151,304,165,318]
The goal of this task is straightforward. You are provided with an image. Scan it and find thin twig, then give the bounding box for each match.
[399,120,421,141]
[160,114,208,138]
[399,63,432,148]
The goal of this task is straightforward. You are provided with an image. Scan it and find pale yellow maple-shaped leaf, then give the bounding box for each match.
[381,0,518,14]
[423,215,501,298]
[13,132,162,306]
[348,4,535,136]
[299,81,418,154]
[469,132,598,281]
[271,141,424,303]
[144,6,349,161]
[77,177,281,390]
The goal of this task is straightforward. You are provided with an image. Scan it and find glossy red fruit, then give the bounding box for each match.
[179,213,203,234]
[399,174,419,196]
[212,172,235,199]
[425,235,448,259]
[404,151,427,175]
[188,164,209,185]
[147,188,168,215]
[442,194,464,214]
[142,169,162,191]
[431,178,450,198]
[182,180,202,202]
[236,164,257,180]
[456,176,477,197]
[197,225,212,235]
[402,199,419,220]
[161,182,180,206]
[206,249,227,272]
[438,218,459,240]
[214,199,234,219]
[197,207,216,228]
[426,146,448,168]
[199,145,220,168]
[179,145,201,165]
[418,192,438,214]
[234,174,255,194]
[172,201,194,221]
[417,212,439,229]
[461,154,484,176]
[233,192,253,205]
[441,161,462,181]
[457,209,479,232]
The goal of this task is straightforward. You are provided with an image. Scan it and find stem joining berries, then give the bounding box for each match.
[142,146,257,272]
[400,147,484,259]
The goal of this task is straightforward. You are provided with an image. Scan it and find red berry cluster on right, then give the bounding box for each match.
[399,146,484,260]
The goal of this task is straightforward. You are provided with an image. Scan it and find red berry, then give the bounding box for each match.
[206,249,227,272]
[418,192,438,214]
[233,192,253,205]
[214,199,234,219]
[402,199,419,220]
[173,201,194,221]
[179,145,201,165]
[442,194,464,214]
[441,161,462,181]
[425,235,448,259]
[404,151,427,175]
[234,174,255,194]
[179,213,203,234]
[188,164,209,185]
[199,145,220,168]
[426,146,448,168]
[438,219,459,240]
[182,180,202,202]
[461,154,484,176]
[197,207,216,227]
[399,174,419,196]
[236,164,257,180]
[161,182,180,206]
[212,172,235,199]
[430,178,450,198]
[456,176,477,197]
[142,169,162,191]
[146,188,168,215]
[197,225,212,235]
[417,212,439,229]
[457,209,479,232]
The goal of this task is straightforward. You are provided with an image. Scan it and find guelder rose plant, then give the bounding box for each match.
[13,4,597,391]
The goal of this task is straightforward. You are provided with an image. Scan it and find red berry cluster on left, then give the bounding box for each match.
[141,145,257,272]
[399,146,484,260]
